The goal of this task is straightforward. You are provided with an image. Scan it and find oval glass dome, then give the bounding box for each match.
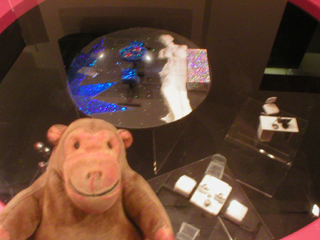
[67,27,211,128]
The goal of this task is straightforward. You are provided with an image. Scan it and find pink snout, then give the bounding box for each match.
[64,156,120,197]
[86,171,103,193]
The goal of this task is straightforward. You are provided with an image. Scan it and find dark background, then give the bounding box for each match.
[1,0,320,238]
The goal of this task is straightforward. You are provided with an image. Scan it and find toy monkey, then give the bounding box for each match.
[0,118,174,240]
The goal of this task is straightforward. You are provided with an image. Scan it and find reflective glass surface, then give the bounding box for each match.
[66,28,209,128]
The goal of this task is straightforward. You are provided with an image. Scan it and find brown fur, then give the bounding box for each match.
[0,118,174,240]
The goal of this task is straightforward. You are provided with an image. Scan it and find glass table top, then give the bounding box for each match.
[1,0,320,239]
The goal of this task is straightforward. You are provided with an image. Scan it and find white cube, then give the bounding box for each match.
[262,103,279,115]
[225,200,248,223]
[174,175,197,198]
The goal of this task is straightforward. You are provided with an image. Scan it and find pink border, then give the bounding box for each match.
[289,0,320,21]
[0,0,320,239]
[0,0,45,33]
[282,2,320,239]
[281,218,320,240]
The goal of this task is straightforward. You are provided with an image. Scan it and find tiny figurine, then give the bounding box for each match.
[158,34,192,123]
[0,118,174,240]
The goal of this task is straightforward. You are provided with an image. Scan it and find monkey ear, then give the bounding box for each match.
[117,129,133,149]
[47,124,68,146]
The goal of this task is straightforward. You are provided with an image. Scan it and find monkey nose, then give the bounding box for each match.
[87,171,102,180]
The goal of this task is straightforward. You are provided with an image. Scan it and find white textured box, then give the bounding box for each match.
[225,200,248,223]
[173,175,197,198]
[190,175,232,215]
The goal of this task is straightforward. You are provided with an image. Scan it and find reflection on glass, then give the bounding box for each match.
[65,28,210,128]
[158,34,192,123]
[176,222,200,240]
[312,204,319,217]
[205,154,227,179]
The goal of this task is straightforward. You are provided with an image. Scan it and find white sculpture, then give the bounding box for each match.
[158,34,192,123]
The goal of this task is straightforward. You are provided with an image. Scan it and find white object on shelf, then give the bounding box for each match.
[190,175,232,215]
[225,200,248,223]
[176,222,200,240]
[174,175,197,198]
[258,116,299,142]
[262,97,280,115]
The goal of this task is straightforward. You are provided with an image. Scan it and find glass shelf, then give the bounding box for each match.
[221,97,308,197]
[148,156,274,240]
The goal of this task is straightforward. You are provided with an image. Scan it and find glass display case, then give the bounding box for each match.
[66,27,210,128]
[221,97,308,197]
[1,0,320,239]
[148,156,274,240]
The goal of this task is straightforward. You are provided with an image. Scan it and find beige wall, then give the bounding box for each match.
[17,0,287,95]
[38,0,206,46]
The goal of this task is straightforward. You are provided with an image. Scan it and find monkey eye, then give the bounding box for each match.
[74,141,80,149]
[107,142,113,149]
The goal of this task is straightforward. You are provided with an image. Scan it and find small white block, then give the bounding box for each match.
[263,97,280,115]
[225,200,248,223]
[174,175,197,198]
